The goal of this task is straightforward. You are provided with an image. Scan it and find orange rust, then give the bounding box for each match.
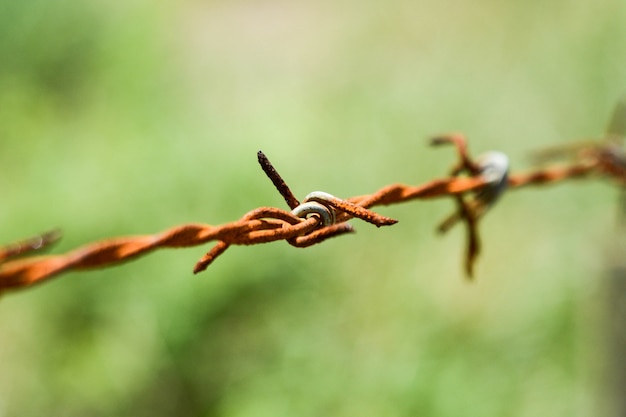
[2,135,626,294]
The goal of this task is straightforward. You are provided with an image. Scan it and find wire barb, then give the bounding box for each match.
[192,153,397,275]
[0,230,62,263]
[257,150,300,209]
[430,135,510,277]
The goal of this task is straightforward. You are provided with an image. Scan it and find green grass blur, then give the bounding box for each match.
[1,0,626,415]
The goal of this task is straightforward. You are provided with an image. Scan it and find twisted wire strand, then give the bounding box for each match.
[0,230,62,263]
[1,133,624,293]
[0,207,328,290]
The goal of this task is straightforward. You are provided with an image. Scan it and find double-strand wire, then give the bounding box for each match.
[1,97,625,293]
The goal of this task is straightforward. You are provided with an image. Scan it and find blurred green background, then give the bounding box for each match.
[1,0,626,415]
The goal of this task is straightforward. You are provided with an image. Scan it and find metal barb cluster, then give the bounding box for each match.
[2,100,626,294]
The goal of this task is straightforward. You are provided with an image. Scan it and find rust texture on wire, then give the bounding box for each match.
[2,100,625,294]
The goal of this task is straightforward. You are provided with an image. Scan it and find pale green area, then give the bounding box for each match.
[1,0,626,415]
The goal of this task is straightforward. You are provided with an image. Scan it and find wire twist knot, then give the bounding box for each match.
[291,192,337,227]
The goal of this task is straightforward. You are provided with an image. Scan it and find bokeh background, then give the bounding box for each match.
[2,0,626,416]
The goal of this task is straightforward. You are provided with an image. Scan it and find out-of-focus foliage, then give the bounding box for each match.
[1,0,626,416]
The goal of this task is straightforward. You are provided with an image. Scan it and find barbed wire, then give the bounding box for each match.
[2,102,625,294]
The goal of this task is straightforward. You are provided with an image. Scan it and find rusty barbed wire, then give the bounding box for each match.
[0,230,62,263]
[2,100,625,294]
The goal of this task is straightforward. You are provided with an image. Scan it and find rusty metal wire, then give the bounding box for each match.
[0,230,61,263]
[2,102,626,294]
